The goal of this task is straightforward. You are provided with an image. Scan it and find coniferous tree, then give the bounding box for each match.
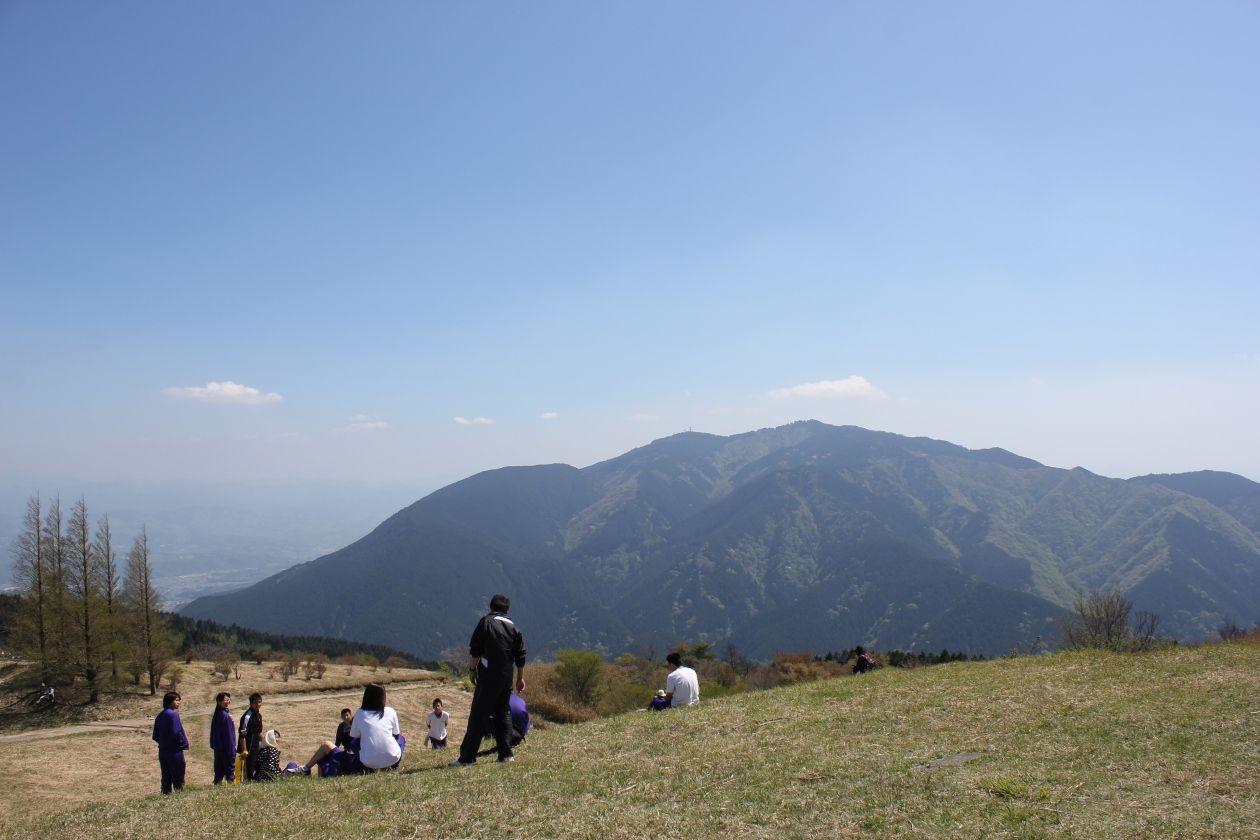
[40,497,73,680]
[66,498,105,702]
[10,496,51,682]
[123,526,173,695]
[92,513,122,682]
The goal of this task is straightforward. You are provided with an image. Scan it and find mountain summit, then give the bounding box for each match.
[182,422,1260,658]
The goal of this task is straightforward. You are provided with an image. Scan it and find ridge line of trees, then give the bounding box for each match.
[10,495,174,699]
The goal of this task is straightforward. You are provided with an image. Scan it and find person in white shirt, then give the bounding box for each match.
[664,652,700,707]
[350,683,405,770]
[425,697,450,749]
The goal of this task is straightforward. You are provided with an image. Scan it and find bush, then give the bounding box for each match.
[1059,591,1167,653]
[771,650,842,684]
[530,663,598,724]
[553,649,605,705]
[213,652,239,680]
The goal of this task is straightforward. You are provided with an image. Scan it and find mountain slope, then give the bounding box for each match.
[183,422,1260,656]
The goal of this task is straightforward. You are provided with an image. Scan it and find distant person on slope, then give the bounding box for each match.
[209,691,236,784]
[238,692,264,781]
[664,652,700,707]
[451,593,527,766]
[152,691,190,794]
[34,682,55,708]
[851,646,877,675]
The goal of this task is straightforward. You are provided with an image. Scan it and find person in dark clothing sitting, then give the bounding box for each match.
[335,707,355,753]
[451,593,527,766]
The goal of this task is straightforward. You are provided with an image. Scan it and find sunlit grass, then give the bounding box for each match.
[7,644,1259,838]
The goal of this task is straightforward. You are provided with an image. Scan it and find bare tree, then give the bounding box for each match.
[1217,620,1246,643]
[66,498,104,702]
[1059,590,1166,653]
[123,527,172,695]
[1129,609,1162,652]
[92,514,122,682]
[11,496,51,682]
[42,497,72,677]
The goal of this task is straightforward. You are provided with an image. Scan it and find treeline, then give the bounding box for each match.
[8,496,173,700]
[166,613,432,670]
[4,493,435,706]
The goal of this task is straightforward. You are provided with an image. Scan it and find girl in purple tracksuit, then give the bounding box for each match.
[210,691,237,784]
[152,691,190,794]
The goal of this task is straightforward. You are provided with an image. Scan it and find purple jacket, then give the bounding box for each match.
[152,708,189,754]
[210,707,236,756]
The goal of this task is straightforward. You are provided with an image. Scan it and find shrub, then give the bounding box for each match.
[553,649,605,705]
[1059,590,1167,653]
[530,663,597,724]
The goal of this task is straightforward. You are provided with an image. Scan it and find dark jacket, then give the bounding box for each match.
[152,708,189,754]
[239,707,262,753]
[469,612,527,679]
[335,720,354,752]
[210,707,236,755]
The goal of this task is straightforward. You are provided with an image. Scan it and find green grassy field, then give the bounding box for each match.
[9,644,1259,839]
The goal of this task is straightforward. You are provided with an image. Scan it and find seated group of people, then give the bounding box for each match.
[646,652,700,710]
[255,683,409,780]
[251,688,530,781]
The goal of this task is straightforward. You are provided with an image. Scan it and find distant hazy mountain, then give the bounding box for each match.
[182,422,1260,658]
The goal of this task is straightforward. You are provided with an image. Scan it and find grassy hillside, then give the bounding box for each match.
[8,644,1258,839]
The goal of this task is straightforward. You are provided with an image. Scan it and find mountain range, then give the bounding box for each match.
[182,422,1260,659]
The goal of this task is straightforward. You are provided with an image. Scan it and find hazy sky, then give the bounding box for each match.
[2,2,1258,486]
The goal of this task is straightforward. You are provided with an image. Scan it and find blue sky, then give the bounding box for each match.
[2,1,1258,485]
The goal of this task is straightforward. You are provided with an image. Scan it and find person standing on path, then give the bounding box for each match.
[152,691,189,794]
[451,593,526,766]
[209,691,237,784]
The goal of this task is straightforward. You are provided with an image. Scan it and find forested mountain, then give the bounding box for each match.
[182,422,1260,658]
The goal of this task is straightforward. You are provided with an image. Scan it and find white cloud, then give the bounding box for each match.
[768,376,886,400]
[540,412,560,420]
[161,380,283,405]
[340,415,389,433]
[454,416,494,425]
[628,413,660,422]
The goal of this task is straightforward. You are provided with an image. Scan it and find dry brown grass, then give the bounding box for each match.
[0,661,472,828]
[7,643,1259,839]
[0,658,443,732]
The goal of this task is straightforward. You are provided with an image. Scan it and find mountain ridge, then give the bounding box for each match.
[183,422,1260,658]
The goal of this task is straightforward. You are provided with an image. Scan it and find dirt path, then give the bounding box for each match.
[0,680,443,745]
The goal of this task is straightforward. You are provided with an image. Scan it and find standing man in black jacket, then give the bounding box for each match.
[451,593,526,766]
[238,692,263,781]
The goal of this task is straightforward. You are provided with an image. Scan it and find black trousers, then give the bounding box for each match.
[243,745,260,781]
[458,670,513,763]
